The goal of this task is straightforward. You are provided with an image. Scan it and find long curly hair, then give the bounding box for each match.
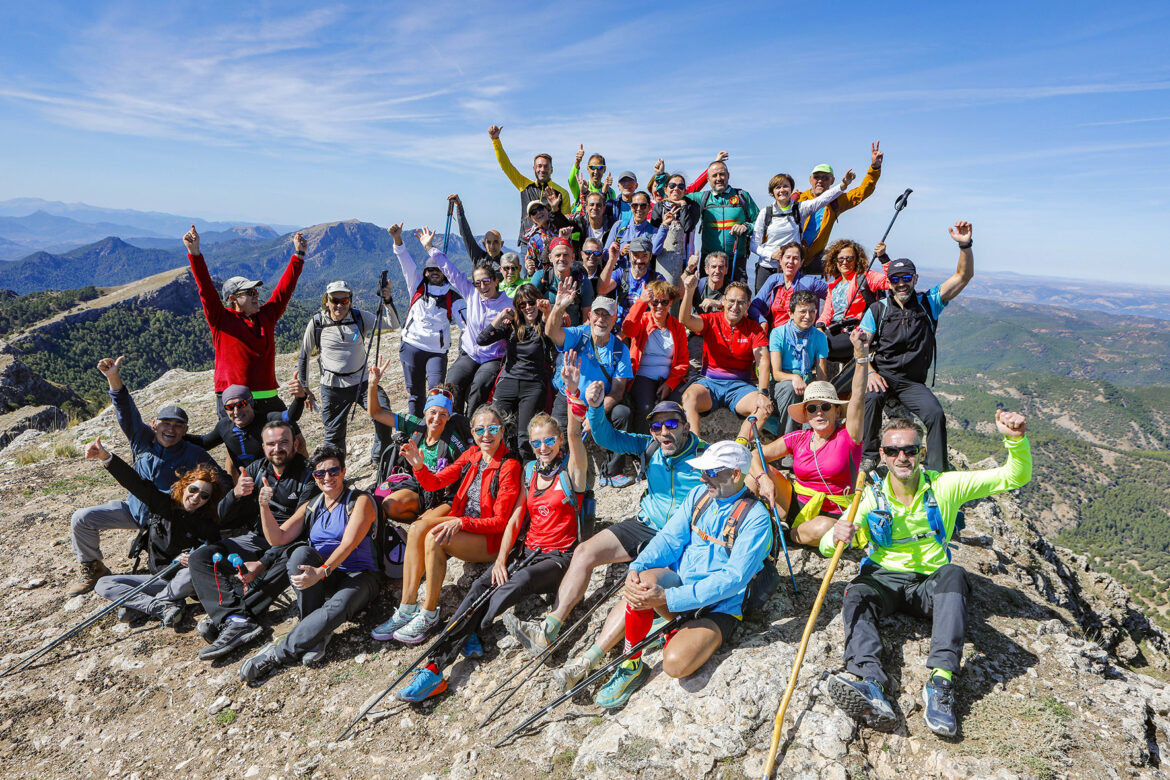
[822,239,869,281]
[169,465,226,514]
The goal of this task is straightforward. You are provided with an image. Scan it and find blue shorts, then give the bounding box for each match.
[697,376,757,412]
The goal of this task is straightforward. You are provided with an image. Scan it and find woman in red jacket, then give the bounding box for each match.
[621,280,690,433]
[371,404,521,645]
[818,239,890,362]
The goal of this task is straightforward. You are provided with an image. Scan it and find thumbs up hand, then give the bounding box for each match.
[258,476,274,505]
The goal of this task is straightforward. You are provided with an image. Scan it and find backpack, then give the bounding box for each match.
[410,282,456,319]
[310,309,370,378]
[870,291,939,385]
[761,201,802,247]
[689,490,781,616]
[861,471,965,567]
[523,460,596,545]
[303,487,406,579]
[457,450,522,510]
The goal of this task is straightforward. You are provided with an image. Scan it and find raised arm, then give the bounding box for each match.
[366,357,397,428]
[89,441,173,519]
[420,227,470,296]
[678,259,705,333]
[183,226,224,327]
[450,194,486,263]
[561,352,589,491]
[263,232,307,319]
[488,125,532,190]
[597,241,621,296]
[388,223,423,291]
[837,142,883,212]
[258,477,307,547]
[845,329,868,443]
[543,277,577,348]
[939,221,974,303]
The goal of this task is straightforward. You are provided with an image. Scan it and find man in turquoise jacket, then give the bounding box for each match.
[503,392,706,670]
[826,410,1031,737]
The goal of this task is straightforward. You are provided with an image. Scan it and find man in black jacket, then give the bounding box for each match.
[186,383,306,479]
[189,420,319,660]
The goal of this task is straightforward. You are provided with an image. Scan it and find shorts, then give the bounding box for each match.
[655,570,740,643]
[608,517,658,558]
[697,376,757,412]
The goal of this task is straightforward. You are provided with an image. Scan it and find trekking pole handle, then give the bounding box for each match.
[228,553,244,568]
[893,188,912,212]
[212,553,223,564]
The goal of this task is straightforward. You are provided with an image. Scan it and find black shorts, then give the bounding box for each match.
[699,611,741,644]
[607,518,658,558]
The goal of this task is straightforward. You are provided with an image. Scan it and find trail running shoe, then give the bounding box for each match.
[461,633,484,659]
[196,617,219,644]
[198,617,263,660]
[609,475,634,489]
[594,659,649,709]
[371,606,418,641]
[503,613,550,656]
[302,633,333,667]
[397,667,447,702]
[826,673,898,730]
[239,643,285,684]
[922,675,958,737]
[392,609,440,645]
[554,655,594,692]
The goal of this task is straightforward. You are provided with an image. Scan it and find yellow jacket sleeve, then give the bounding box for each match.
[492,138,533,191]
[837,163,882,213]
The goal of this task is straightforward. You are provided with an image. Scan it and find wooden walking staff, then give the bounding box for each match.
[760,467,870,779]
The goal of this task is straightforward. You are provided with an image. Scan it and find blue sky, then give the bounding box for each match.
[1,1,1168,280]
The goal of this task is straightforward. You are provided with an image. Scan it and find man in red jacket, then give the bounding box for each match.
[184,226,306,419]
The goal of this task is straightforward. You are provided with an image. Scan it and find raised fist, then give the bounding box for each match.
[182,225,200,256]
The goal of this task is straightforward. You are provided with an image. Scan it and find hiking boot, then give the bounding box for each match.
[554,655,594,692]
[595,659,649,709]
[371,606,418,641]
[196,617,219,644]
[461,633,484,659]
[503,613,549,657]
[391,609,440,645]
[148,600,184,628]
[397,667,447,702]
[302,634,332,668]
[198,617,264,660]
[67,560,110,596]
[116,606,144,623]
[827,673,898,730]
[239,643,285,684]
[922,675,958,737]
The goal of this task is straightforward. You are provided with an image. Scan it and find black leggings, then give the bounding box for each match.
[446,352,503,417]
[493,375,549,461]
[628,375,682,434]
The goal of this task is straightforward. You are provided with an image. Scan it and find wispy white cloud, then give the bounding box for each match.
[1079,116,1170,127]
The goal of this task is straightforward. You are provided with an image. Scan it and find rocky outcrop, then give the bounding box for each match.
[0,355,84,413]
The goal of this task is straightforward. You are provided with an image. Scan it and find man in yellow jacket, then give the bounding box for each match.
[488,125,571,249]
[798,141,884,274]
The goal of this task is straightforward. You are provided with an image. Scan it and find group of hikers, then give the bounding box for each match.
[56,128,1033,743]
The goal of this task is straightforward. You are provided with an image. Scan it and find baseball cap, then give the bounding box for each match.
[221,384,253,406]
[155,404,189,424]
[646,401,685,422]
[591,296,618,315]
[686,440,751,473]
[527,200,550,216]
[617,170,637,183]
[886,258,917,276]
[325,280,352,296]
[628,236,653,254]
[222,276,262,302]
[811,164,834,176]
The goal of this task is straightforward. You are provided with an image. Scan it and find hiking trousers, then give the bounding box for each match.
[320,381,393,462]
[863,374,949,472]
[71,500,139,563]
[94,568,194,614]
[188,532,294,626]
[429,550,572,671]
[493,376,549,461]
[841,563,969,690]
[400,342,449,418]
[772,378,814,436]
[271,545,381,664]
[446,352,503,417]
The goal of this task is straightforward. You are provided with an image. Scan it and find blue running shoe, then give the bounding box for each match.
[397,667,447,702]
[827,673,898,730]
[462,632,484,659]
[609,474,634,489]
[594,659,649,709]
[922,675,957,737]
[371,606,417,641]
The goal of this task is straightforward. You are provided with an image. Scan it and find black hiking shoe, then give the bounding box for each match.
[922,675,958,737]
[827,673,898,730]
[302,634,332,668]
[196,617,219,644]
[148,600,184,628]
[198,617,263,660]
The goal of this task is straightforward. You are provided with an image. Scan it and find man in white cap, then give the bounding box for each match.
[589,439,774,708]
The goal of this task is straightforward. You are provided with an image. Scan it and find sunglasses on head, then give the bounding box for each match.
[649,298,670,308]
[224,401,250,412]
[328,296,351,305]
[186,485,212,501]
[534,435,558,449]
[882,444,922,458]
[804,402,834,414]
[428,387,454,399]
[649,418,681,433]
[888,274,915,284]
[473,424,502,436]
[312,466,342,479]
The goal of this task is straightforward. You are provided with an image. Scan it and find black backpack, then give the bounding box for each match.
[761,200,802,246]
[302,487,405,579]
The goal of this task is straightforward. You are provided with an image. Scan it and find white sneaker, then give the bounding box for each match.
[392,609,440,645]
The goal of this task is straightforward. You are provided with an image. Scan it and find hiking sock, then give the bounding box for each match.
[583,644,604,670]
[400,603,420,617]
[542,613,563,643]
[623,604,654,660]
[420,607,438,621]
[931,668,953,682]
[425,663,440,674]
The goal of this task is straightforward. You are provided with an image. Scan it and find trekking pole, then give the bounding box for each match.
[495,614,686,747]
[478,577,626,727]
[1,559,183,678]
[228,554,249,595]
[760,467,870,779]
[442,199,455,254]
[350,270,389,425]
[879,188,912,244]
[339,552,535,740]
[747,416,798,595]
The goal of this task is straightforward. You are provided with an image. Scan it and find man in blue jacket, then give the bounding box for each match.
[67,356,225,596]
[503,388,707,677]
[593,439,772,708]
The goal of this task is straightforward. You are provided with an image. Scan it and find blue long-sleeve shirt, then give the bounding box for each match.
[586,404,706,530]
[632,484,772,616]
[110,386,227,527]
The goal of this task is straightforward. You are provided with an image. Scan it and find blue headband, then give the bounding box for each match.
[424,394,453,414]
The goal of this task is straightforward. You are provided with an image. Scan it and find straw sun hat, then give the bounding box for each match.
[788,381,848,424]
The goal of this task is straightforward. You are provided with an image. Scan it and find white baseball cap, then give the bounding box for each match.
[686,440,751,473]
[591,296,618,315]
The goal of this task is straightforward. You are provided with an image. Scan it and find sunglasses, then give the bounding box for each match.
[501,265,519,272]
[234,288,259,298]
[888,274,915,284]
[649,298,670,308]
[881,444,922,458]
[631,203,651,210]
[473,424,502,436]
[534,435,558,449]
[583,249,603,257]
[186,485,212,501]
[473,278,495,287]
[588,165,605,171]
[428,387,454,399]
[666,181,685,190]
[224,401,250,412]
[328,296,351,305]
[702,467,730,478]
[530,206,548,213]
[312,466,342,479]
[424,267,445,275]
[517,299,538,308]
[804,402,834,414]
[649,418,681,432]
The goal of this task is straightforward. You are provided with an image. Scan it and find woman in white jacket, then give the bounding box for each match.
[749,169,854,292]
[391,223,457,417]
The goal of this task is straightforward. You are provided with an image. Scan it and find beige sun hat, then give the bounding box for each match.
[788,381,848,424]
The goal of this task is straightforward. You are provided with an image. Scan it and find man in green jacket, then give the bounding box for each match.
[686,160,759,283]
[826,409,1030,737]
